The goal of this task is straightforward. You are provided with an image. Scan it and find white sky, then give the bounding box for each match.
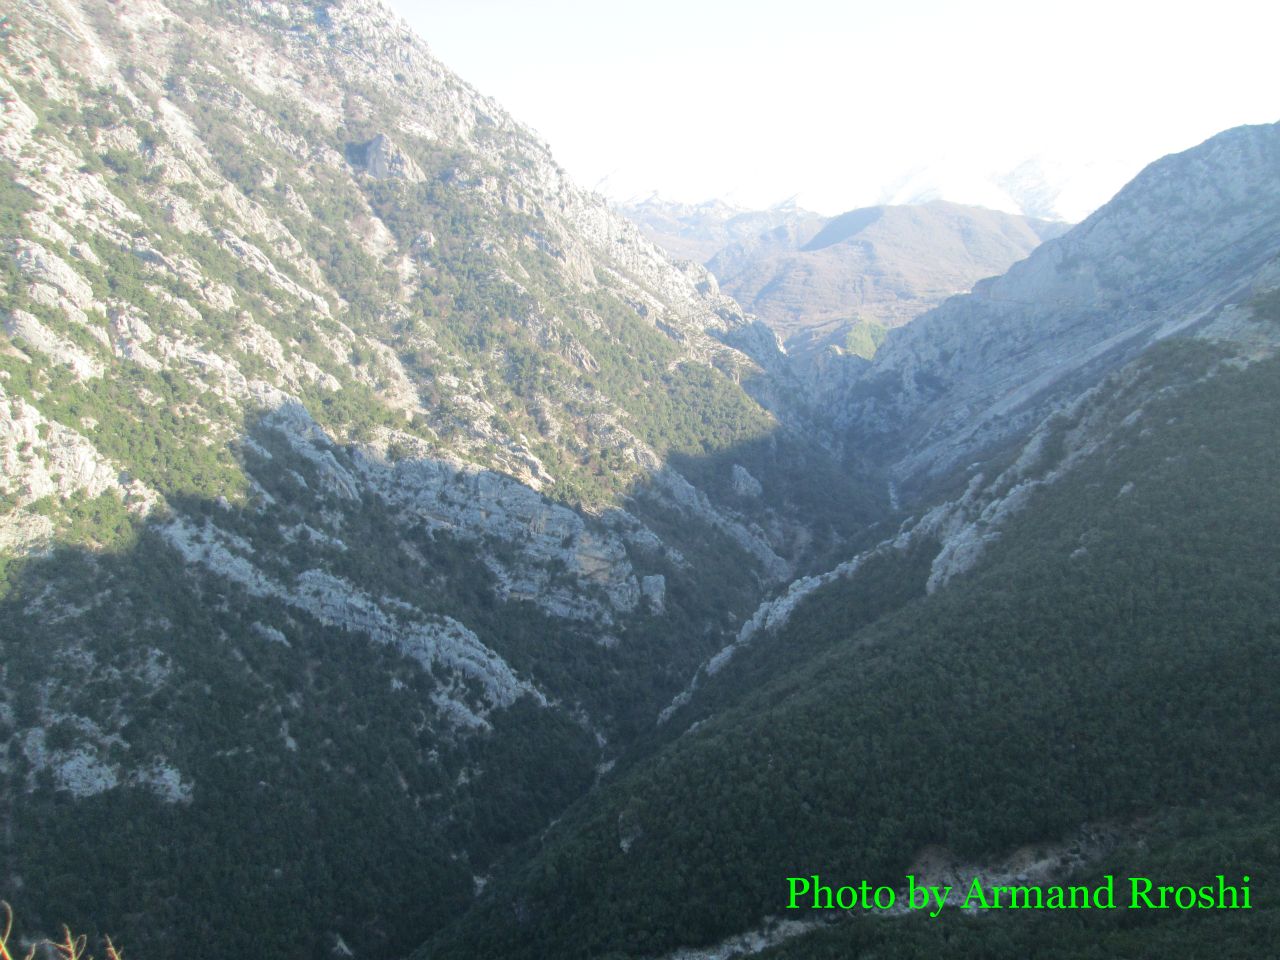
[389,0,1279,220]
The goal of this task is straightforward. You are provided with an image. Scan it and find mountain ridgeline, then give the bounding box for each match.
[623,196,1069,365]
[842,121,1280,486]
[0,1,1278,959]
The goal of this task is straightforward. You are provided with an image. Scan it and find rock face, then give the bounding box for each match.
[359,133,425,182]
[842,122,1280,483]
[164,513,545,728]
[0,381,156,551]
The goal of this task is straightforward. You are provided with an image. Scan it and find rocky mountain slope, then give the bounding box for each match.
[0,0,878,955]
[842,122,1280,486]
[3,0,1278,957]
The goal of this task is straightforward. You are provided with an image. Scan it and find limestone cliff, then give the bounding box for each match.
[842,122,1280,483]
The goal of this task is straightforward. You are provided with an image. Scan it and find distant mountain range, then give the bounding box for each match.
[614,194,823,264]
[874,151,1145,222]
[622,196,1068,359]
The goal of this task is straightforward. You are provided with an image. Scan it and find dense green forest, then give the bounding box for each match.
[2,522,585,957]
[758,800,1280,959]
[0,416,795,958]
[421,340,1280,958]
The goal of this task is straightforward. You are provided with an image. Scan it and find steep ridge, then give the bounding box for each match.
[842,122,1280,486]
[0,0,879,955]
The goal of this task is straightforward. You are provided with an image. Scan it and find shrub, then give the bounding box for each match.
[0,903,121,960]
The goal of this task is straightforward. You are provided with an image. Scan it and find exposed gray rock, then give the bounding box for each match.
[217,231,331,315]
[163,516,545,727]
[842,122,1280,482]
[651,917,824,960]
[730,464,762,498]
[0,382,153,550]
[3,308,104,379]
[658,546,875,724]
[252,622,291,646]
[50,746,120,796]
[359,132,425,182]
[640,574,666,613]
[108,303,164,370]
[9,238,96,308]
[128,758,194,803]
[650,467,789,583]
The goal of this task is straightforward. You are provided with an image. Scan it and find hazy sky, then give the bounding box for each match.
[390,0,1279,219]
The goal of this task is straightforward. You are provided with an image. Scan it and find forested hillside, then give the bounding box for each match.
[424,310,1280,960]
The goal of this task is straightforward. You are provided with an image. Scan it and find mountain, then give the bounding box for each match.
[430,332,1280,960]
[876,151,1141,222]
[0,0,878,955]
[617,194,823,265]
[705,200,1068,356]
[4,0,1279,958]
[420,127,1280,959]
[844,122,1280,486]
[623,196,1068,368]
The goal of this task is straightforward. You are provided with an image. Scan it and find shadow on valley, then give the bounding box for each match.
[13,344,1280,960]
[416,342,1280,960]
[0,401,888,960]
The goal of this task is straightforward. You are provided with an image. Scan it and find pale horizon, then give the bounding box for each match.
[390,0,1278,221]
